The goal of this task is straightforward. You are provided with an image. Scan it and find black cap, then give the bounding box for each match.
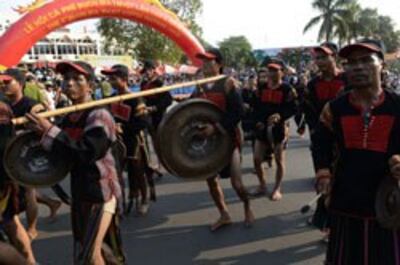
[140,60,157,74]
[196,48,224,64]
[0,68,26,87]
[101,64,129,79]
[56,61,95,81]
[266,58,287,71]
[313,42,338,56]
[143,60,156,69]
[339,39,385,60]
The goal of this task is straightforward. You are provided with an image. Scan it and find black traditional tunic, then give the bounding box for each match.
[41,108,125,264]
[304,73,347,131]
[110,97,149,201]
[253,82,296,144]
[141,78,172,130]
[304,74,347,230]
[110,98,147,158]
[313,90,400,265]
[0,102,19,223]
[241,88,257,133]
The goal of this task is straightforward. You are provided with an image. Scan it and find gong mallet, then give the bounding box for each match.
[12,75,226,125]
[300,193,323,214]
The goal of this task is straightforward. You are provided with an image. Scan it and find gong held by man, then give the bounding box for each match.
[5,68,228,187]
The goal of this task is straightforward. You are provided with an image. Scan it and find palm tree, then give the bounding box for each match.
[357,8,380,38]
[334,1,361,45]
[303,0,353,42]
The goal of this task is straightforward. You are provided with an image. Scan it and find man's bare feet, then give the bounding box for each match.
[249,186,267,198]
[271,189,282,201]
[48,201,61,223]
[322,233,329,244]
[27,229,38,241]
[210,215,232,232]
[244,209,255,228]
[137,203,149,217]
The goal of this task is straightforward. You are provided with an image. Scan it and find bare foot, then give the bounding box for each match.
[137,203,149,217]
[244,209,255,228]
[27,229,38,241]
[321,233,329,244]
[249,186,267,197]
[210,216,232,232]
[48,201,61,223]
[271,189,282,201]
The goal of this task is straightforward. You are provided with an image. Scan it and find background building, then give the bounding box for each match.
[0,19,131,68]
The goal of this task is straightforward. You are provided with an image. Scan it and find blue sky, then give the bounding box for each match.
[1,0,399,49]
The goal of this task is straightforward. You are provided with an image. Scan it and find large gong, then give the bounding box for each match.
[3,131,72,187]
[157,99,234,180]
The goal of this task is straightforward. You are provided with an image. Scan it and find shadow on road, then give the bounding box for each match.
[32,187,325,265]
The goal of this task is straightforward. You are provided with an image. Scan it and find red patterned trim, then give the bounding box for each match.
[64,127,84,141]
[110,103,132,122]
[199,92,226,111]
[341,115,394,153]
[315,79,345,101]
[261,89,283,104]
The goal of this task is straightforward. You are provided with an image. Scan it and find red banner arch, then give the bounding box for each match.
[0,0,205,70]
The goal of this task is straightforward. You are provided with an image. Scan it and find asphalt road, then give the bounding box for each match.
[30,128,326,265]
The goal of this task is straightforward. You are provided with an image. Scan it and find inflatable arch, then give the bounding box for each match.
[0,0,205,70]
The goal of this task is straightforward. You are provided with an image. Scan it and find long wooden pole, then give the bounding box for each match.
[12,75,225,125]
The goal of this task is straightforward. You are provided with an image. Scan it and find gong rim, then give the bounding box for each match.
[3,131,72,187]
[156,99,234,180]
